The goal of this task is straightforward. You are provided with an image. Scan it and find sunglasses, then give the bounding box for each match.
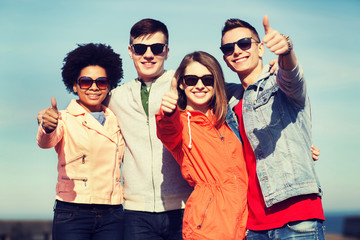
[183,75,214,86]
[77,76,108,90]
[220,37,260,56]
[131,43,167,55]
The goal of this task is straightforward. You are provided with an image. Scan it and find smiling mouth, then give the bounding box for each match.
[142,62,155,66]
[193,92,207,97]
[87,94,101,100]
[234,57,248,63]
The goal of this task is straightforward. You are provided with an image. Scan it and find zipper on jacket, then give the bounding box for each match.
[197,197,212,229]
[216,129,224,142]
[146,84,156,210]
[61,177,88,186]
[61,154,86,167]
[209,111,224,142]
[110,143,118,201]
[147,109,156,210]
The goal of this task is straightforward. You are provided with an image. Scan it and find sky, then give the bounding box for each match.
[1,0,359,219]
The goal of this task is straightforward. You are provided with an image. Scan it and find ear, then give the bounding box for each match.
[258,42,265,58]
[164,46,169,60]
[128,44,133,59]
[73,83,77,94]
[179,81,184,90]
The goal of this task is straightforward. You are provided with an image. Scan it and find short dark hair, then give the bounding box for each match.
[62,43,123,94]
[130,18,169,44]
[221,18,260,42]
[174,51,227,129]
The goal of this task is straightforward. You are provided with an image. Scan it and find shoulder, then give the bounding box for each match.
[111,79,138,93]
[155,70,175,84]
[225,82,243,101]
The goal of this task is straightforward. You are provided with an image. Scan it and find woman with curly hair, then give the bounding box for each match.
[37,43,125,240]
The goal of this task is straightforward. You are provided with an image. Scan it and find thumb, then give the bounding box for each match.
[51,97,58,113]
[170,77,178,95]
[263,15,271,34]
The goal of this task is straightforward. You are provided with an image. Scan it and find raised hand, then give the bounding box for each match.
[262,15,296,70]
[161,77,179,116]
[41,97,59,133]
[262,15,291,56]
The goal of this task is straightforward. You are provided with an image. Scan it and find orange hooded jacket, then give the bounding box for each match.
[156,108,248,240]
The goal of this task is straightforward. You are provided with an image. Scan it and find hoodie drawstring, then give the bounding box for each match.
[187,111,192,149]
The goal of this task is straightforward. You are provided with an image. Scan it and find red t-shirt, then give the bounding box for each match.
[234,99,324,230]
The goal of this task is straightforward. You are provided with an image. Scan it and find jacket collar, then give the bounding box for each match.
[66,99,119,141]
[228,65,272,108]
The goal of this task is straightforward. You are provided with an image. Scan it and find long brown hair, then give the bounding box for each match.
[174,51,227,129]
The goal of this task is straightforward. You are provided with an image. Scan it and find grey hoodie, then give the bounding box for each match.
[109,70,193,212]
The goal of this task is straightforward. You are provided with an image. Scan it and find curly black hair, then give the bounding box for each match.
[61,43,123,94]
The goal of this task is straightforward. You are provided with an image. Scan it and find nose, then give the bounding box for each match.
[143,46,154,58]
[233,44,243,55]
[89,81,99,90]
[194,79,205,89]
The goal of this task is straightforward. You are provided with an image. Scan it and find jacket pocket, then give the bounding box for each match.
[185,192,213,226]
[196,197,212,229]
[54,208,75,224]
[253,84,278,109]
[61,177,88,187]
[61,154,86,167]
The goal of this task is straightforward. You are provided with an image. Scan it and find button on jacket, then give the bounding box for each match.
[37,99,124,205]
[156,108,248,240]
[225,64,322,207]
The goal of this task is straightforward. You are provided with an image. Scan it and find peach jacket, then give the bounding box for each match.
[37,99,124,205]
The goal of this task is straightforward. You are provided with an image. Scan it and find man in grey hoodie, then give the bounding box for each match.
[108,18,192,240]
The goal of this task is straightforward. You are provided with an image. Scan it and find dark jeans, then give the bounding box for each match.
[52,200,124,240]
[246,219,325,240]
[124,209,184,240]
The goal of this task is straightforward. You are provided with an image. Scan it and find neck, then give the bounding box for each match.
[237,64,263,90]
[139,70,165,83]
[77,100,102,112]
[186,105,210,115]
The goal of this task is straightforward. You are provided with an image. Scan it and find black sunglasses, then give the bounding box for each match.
[77,76,108,90]
[220,37,260,56]
[183,75,214,86]
[131,43,167,55]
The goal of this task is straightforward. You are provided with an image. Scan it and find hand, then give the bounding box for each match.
[262,15,291,56]
[41,97,59,133]
[311,145,320,161]
[269,58,278,74]
[161,77,178,116]
[37,108,48,125]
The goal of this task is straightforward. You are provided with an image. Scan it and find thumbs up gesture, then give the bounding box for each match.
[262,15,292,56]
[161,77,179,116]
[41,97,59,133]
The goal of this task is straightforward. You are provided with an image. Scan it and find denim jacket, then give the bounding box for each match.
[225,64,322,207]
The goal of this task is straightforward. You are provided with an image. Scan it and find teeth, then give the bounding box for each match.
[88,95,100,99]
[194,92,206,97]
[235,58,247,63]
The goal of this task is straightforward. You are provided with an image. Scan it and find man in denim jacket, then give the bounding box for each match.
[221,15,325,239]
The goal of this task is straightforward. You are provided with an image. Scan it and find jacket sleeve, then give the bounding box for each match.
[156,107,184,163]
[36,119,64,149]
[276,63,307,108]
